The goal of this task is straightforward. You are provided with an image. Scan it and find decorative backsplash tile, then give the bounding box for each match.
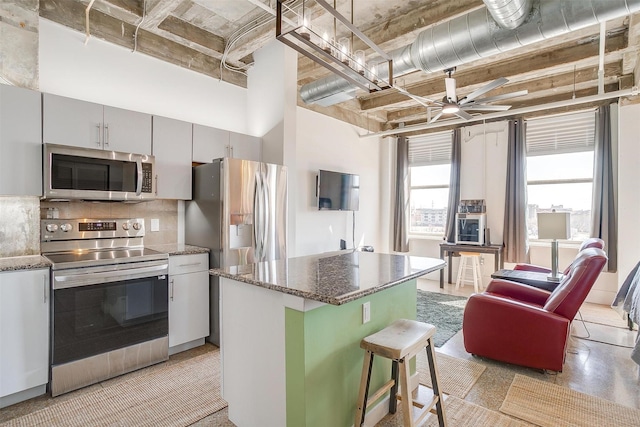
[0,196,40,257]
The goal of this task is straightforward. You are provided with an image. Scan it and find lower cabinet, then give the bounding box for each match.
[168,253,209,353]
[0,268,50,408]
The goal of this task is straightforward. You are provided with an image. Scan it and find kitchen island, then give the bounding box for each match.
[210,250,445,427]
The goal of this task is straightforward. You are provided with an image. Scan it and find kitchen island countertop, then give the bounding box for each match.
[210,250,445,305]
[0,255,52,272]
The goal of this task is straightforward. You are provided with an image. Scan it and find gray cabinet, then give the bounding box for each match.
[229,131,262,162]
[0,269,49,408]
[192,124,228,162]
[192,124,261,163]
[0,84,42,196]
[43,93,152,154]
[168,253,209,354]
[152,116,193,199]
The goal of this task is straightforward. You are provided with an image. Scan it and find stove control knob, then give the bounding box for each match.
[46,224,59,232]
[60,223,73,232]
[122,223,130,231]
[132,222,142,231]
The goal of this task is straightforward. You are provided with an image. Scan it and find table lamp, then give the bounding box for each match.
[537,212,570,282]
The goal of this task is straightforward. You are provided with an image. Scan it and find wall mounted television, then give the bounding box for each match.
[317,169,360,211]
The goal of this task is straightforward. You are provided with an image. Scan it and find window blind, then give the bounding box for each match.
[525,110,596,156]
[408,131,453,166]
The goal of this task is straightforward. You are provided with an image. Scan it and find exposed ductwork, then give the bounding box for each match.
[300,0,640,106]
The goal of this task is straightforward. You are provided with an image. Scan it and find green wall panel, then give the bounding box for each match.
[285,280,417,427]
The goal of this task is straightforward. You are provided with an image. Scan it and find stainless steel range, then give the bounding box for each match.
[41,218,169,397]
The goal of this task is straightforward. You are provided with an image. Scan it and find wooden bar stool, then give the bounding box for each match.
[455,252,483,293]
[354,319,447,427]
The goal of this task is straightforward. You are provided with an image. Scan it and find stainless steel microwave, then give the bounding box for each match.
[43,144,156,201]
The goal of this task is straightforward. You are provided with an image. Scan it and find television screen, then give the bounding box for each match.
[317,170,360,211]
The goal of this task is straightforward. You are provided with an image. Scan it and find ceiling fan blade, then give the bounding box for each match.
[461,104,512,111]
[430,112,444,123]
[454,110,473,120]
[445,77,457,102]
[460,77,509,104]
[465,90,529,105]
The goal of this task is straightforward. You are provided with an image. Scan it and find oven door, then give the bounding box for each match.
[51,261,168,366]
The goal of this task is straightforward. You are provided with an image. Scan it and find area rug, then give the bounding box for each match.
[421,396,533,427]
[500,374,640,427]
[416,351,486,398]
[1,350,227,427]
[416,290,468,347]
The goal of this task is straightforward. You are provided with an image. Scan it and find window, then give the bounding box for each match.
[408,131,453,235]
[525,110,595,241]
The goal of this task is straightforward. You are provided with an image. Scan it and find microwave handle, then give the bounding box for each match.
[136,158,143,196]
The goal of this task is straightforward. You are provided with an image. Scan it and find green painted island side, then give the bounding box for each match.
[285,279,417,427]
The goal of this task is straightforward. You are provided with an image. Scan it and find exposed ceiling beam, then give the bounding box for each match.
[40,0,247,87]
[358,30,628,111]
[140,0,178,30]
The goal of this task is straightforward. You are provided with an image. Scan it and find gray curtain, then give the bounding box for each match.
[591,104,617,272]
[503,119,530,263]
[444,129,462,243]
[393,136,409,252]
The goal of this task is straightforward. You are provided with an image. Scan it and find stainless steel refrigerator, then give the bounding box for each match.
[185,158,287,345]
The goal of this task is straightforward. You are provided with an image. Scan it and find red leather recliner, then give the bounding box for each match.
[513,237,605,275]
[463,247,607,371]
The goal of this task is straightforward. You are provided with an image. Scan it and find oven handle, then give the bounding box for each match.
[53,263,168,290]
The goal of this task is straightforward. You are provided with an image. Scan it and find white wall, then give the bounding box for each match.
[295,108,384,256]
[38,19,248,132]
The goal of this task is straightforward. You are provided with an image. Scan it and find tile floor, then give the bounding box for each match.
[2,278,638,426]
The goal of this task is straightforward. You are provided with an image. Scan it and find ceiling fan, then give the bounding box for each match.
[427,68,529,123]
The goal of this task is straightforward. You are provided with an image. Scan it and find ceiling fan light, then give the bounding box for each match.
[442,103,460,114]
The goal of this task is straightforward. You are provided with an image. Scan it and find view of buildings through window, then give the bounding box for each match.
[409,164,450,235]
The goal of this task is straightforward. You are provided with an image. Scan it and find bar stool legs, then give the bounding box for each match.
[355,320,447,427]
[455,252,483,293]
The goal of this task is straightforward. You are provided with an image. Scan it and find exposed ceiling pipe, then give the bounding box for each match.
[483,0,532,29]
[300,0,640,106]
[359,87,638,139]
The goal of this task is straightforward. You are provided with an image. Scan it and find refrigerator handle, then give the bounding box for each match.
[253,171,262,261]
[262,170,270,256]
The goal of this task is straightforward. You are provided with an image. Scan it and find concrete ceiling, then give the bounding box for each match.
[39,0,640,135]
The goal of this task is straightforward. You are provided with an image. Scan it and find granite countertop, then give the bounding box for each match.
[210,251,445,305]
[0,255,52,272]
[146,244,210,256]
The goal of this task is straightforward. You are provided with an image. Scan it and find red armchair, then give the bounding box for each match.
[513,237,604,275]
[463,247,607,371]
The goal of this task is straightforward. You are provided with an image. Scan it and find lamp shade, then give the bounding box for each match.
[537,212,570,240]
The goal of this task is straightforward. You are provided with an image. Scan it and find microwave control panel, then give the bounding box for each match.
[142,163,153,193]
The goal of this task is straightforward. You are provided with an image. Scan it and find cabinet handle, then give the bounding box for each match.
[155,175,158,196]
[96,124,102,147]
[43,275,48,303]
[178,262,201,267]
[104,123,110,147]
[170,278,174,301]
[230,145,234,158]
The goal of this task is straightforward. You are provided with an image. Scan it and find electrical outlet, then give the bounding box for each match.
[151,218,160,232]
[362,302,371,324]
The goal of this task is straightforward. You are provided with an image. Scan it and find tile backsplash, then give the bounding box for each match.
[39,200,179,246]
[0,196,41,257]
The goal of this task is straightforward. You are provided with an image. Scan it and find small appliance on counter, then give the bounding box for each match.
[455,200,487,245]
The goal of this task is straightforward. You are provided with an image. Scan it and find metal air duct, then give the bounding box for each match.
[484,0,532,29]
[299,0,640,106]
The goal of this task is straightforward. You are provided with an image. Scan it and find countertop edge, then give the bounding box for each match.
[0,255,52,272]
[210,261,445,305]
[146,244,210,256]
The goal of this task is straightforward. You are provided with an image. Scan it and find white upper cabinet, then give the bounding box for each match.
[0,84,42,196]
[229,131,262,162]
[43,93,152,154]
[192,124,229,163]
[192,124,262,163]
[152,115,193,200]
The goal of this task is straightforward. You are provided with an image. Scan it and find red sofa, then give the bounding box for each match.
[463,247,607,371]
